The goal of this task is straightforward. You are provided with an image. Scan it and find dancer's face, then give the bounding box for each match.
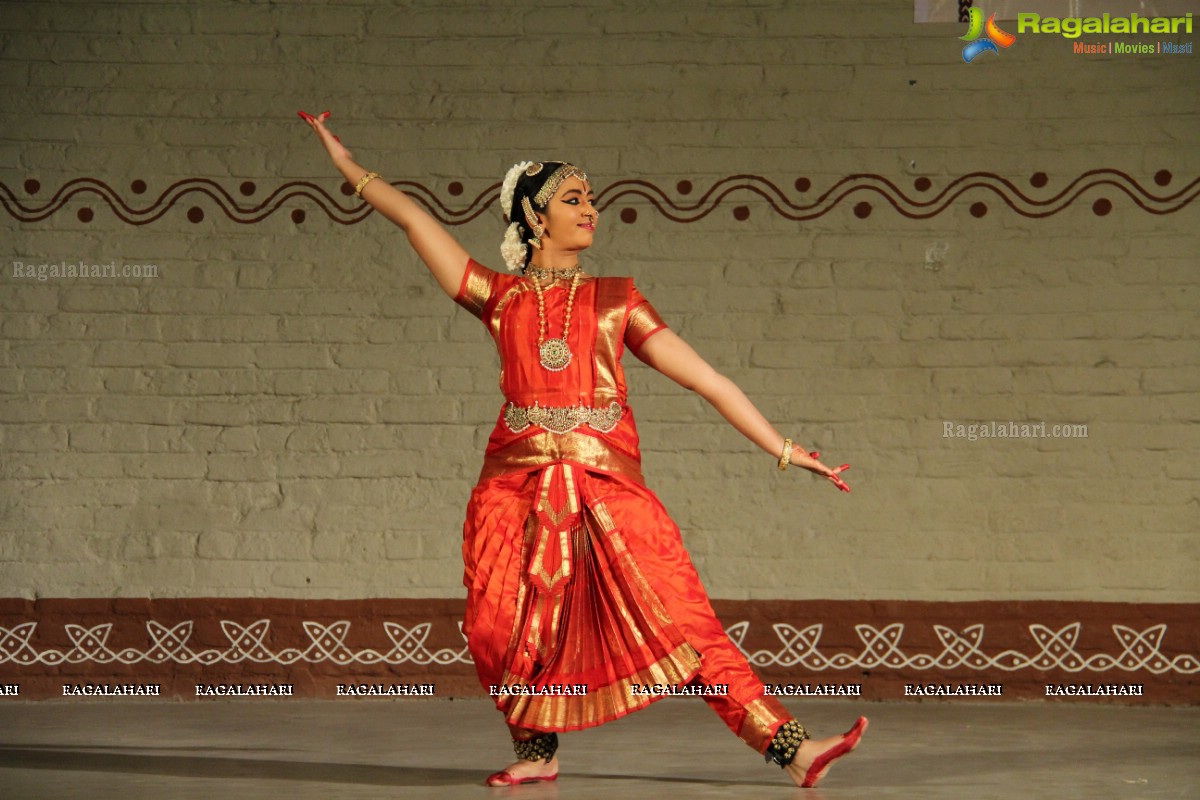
[538,175,598,254]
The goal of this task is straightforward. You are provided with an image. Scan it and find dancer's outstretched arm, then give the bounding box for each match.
[636,329,850,491]
[298,111,468,299]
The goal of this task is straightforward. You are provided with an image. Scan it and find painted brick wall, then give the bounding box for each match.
[1,0,1196,604]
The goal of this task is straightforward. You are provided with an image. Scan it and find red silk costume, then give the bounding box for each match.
[455,258,791,753]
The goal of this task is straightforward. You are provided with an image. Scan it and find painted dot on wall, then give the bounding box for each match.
[340,182,355,196]
[676,180,693,195]
[239,181,256,196]
[77,208,93,222]
[187,207,204,223]
[291,209,306,224]
[24,179,40,194]
[1154,169,1172,186]
[620,208,637,224]
[448,181,463,196]
[733,205,750,221]
[795,177,811,192]
[970,202,988,217]
[1092,198,1112,216]
[1030,172,1048,188]
[130,179,147,194]
[853,202,871,219]
[914,177,932,192]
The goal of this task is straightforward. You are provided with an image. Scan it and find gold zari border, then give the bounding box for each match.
[456,260,496,320]
[592,277,630,404]
[480,431,644,485]
[626,302,667,355]
[739,698,792,753]
[498,640,702,732]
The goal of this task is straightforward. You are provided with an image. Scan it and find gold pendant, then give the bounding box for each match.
[539,338,572,371]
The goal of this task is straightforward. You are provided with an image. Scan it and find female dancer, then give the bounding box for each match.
[298,110,866,789]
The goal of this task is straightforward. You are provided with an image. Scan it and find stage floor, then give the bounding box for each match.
[1,697,1195,799]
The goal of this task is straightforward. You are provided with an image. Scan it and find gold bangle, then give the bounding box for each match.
[354,171,380,197]
[778,438,793,471]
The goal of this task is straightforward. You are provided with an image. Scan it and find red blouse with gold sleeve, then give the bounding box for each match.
[453,258,667,484]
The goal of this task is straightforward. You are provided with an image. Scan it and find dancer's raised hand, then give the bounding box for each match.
[294,110,470,300]
[297,110,353,166]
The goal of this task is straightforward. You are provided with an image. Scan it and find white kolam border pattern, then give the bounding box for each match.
[1,619,1196,674]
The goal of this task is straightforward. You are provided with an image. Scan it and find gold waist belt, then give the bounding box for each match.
[504,401,624,435]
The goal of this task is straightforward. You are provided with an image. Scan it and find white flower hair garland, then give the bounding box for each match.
[500,222,526,272]
[500,160,534,271]
[500,160,532,220]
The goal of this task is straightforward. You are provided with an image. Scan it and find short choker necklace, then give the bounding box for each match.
[526,263,583,282]
[531,268,582,371]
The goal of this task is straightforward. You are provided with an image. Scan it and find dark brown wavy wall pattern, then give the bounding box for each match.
[1,170,1195,227]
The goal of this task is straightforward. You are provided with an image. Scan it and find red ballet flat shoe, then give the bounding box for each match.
[801,716,868,788]
[484,768,558,787]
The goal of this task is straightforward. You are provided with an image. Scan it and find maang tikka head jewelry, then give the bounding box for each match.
[534,163,587,207]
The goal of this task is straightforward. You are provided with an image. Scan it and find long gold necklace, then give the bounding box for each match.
[529,265,583,371]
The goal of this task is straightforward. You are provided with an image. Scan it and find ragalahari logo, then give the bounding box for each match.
[960,8,1017,62]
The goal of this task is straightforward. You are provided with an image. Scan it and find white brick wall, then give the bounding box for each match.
[0,1,1196,602]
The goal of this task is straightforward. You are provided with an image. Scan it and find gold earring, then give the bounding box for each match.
[522,196,544,249]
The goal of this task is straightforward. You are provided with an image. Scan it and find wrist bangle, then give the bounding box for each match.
[778,438,793,471]
[354,171,381,197]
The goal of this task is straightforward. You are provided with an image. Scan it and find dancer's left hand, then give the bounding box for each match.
[792,450,851,493]
[825,463,851,493]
